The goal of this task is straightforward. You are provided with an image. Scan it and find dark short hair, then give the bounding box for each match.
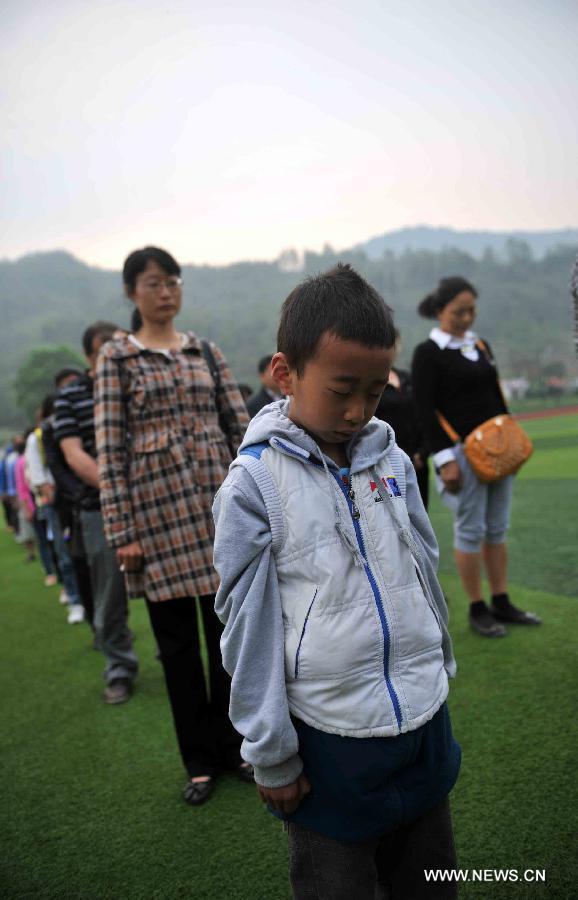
[82,321,119,357]
[54,367,82,388]
[258,355,273,374]
[122,246,181,293]
[277,263,395,374]
[238,383,253,401]
[418,276,477,319]
[40,394,55,420]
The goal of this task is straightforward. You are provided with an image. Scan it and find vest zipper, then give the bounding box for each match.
[333,472,403,730]
[270,441,403,728]
[349,487,361,519]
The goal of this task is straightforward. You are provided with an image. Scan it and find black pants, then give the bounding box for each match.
[288,798,457,900]
[71,553,94,627]
[146,594,242,778]
[2,497,18,531]
[416,463,430,512]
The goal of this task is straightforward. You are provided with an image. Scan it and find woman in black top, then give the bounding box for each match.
[375,331,429,509]
[412,277,541,637]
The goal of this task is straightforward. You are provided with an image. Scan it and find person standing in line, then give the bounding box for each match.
[55,322,138,701]
[571,251,578,356]
[14,435,37,562]
[1,439,20,533]
[237,383,254,405]
[213,264,460,899]
[246,355,282,417]
[24,411,59,588]
[26,396,85,623]
[374,329,429,510]
[412,277,541,638]
[44,369,94,627]
[2,440,21,534]
[94,246,251,805]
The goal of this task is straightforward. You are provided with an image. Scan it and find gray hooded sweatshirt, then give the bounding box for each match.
[213,400,455,789]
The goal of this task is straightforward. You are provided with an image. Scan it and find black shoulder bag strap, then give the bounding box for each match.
[200,339,233,454]
[200,339,221,392]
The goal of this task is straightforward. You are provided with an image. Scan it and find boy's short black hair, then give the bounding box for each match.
[82,321,119,357]
[40,394,55,420]
[277,263,395,374]
[54,367,82,388]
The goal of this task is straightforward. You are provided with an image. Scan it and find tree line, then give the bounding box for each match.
[1,240,575,426]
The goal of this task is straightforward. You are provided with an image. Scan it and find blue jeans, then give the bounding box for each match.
[33,507,55,575]
[80,509,138,685]
[49,507,81,605]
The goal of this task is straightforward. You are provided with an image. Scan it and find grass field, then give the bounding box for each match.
[1,414,577,899]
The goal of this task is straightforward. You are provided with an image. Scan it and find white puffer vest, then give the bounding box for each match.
[234,437,449,738]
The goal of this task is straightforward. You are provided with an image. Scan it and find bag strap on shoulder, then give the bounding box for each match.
[200,338,236,452]
[476,339,510,413]
[200,339,221,392]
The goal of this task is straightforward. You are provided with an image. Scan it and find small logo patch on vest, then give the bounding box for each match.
[383,476,401,498]
[369,480,383,501]
[370,476,401,500]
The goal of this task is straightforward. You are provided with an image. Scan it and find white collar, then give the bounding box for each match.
[429,327,478,350]
[128,332,186,358]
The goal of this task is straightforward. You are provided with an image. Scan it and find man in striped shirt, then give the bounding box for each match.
[54,322,138,704]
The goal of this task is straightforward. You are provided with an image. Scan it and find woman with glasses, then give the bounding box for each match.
[411,276,541,639]
[94,246,251,805]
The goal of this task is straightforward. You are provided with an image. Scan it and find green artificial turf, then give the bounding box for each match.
[1,413,577,898]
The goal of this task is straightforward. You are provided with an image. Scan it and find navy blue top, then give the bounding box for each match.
[273,702,461,843]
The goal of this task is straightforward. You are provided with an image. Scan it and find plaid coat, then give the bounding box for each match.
[94,332,249,601]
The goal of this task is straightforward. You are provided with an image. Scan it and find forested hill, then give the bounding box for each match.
[0,239,576,425]
[357,226,578,260]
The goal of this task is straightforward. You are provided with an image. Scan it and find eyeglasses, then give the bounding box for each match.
[141,277,183,293]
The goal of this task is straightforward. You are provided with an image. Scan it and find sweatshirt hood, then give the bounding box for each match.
[238,399,402,570]
[239,399,397,475]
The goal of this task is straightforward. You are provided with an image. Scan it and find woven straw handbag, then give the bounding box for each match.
[436,340,533,483]
[437,411,533,483]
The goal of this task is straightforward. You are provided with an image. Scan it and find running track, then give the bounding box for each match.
[515,404,578,421]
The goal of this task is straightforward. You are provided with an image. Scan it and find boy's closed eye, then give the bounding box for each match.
[329,388,385,399]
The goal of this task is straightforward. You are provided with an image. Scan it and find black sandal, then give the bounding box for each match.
[183,778,215,806]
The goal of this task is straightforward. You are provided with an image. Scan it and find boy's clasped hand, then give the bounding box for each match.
[257,773,312,814]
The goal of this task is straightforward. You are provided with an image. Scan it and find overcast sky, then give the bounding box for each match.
[2,0,577,268]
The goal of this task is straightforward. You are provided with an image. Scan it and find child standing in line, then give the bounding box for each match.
[213,264,461,899]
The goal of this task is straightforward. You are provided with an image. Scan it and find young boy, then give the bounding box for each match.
[213,264,460,899]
